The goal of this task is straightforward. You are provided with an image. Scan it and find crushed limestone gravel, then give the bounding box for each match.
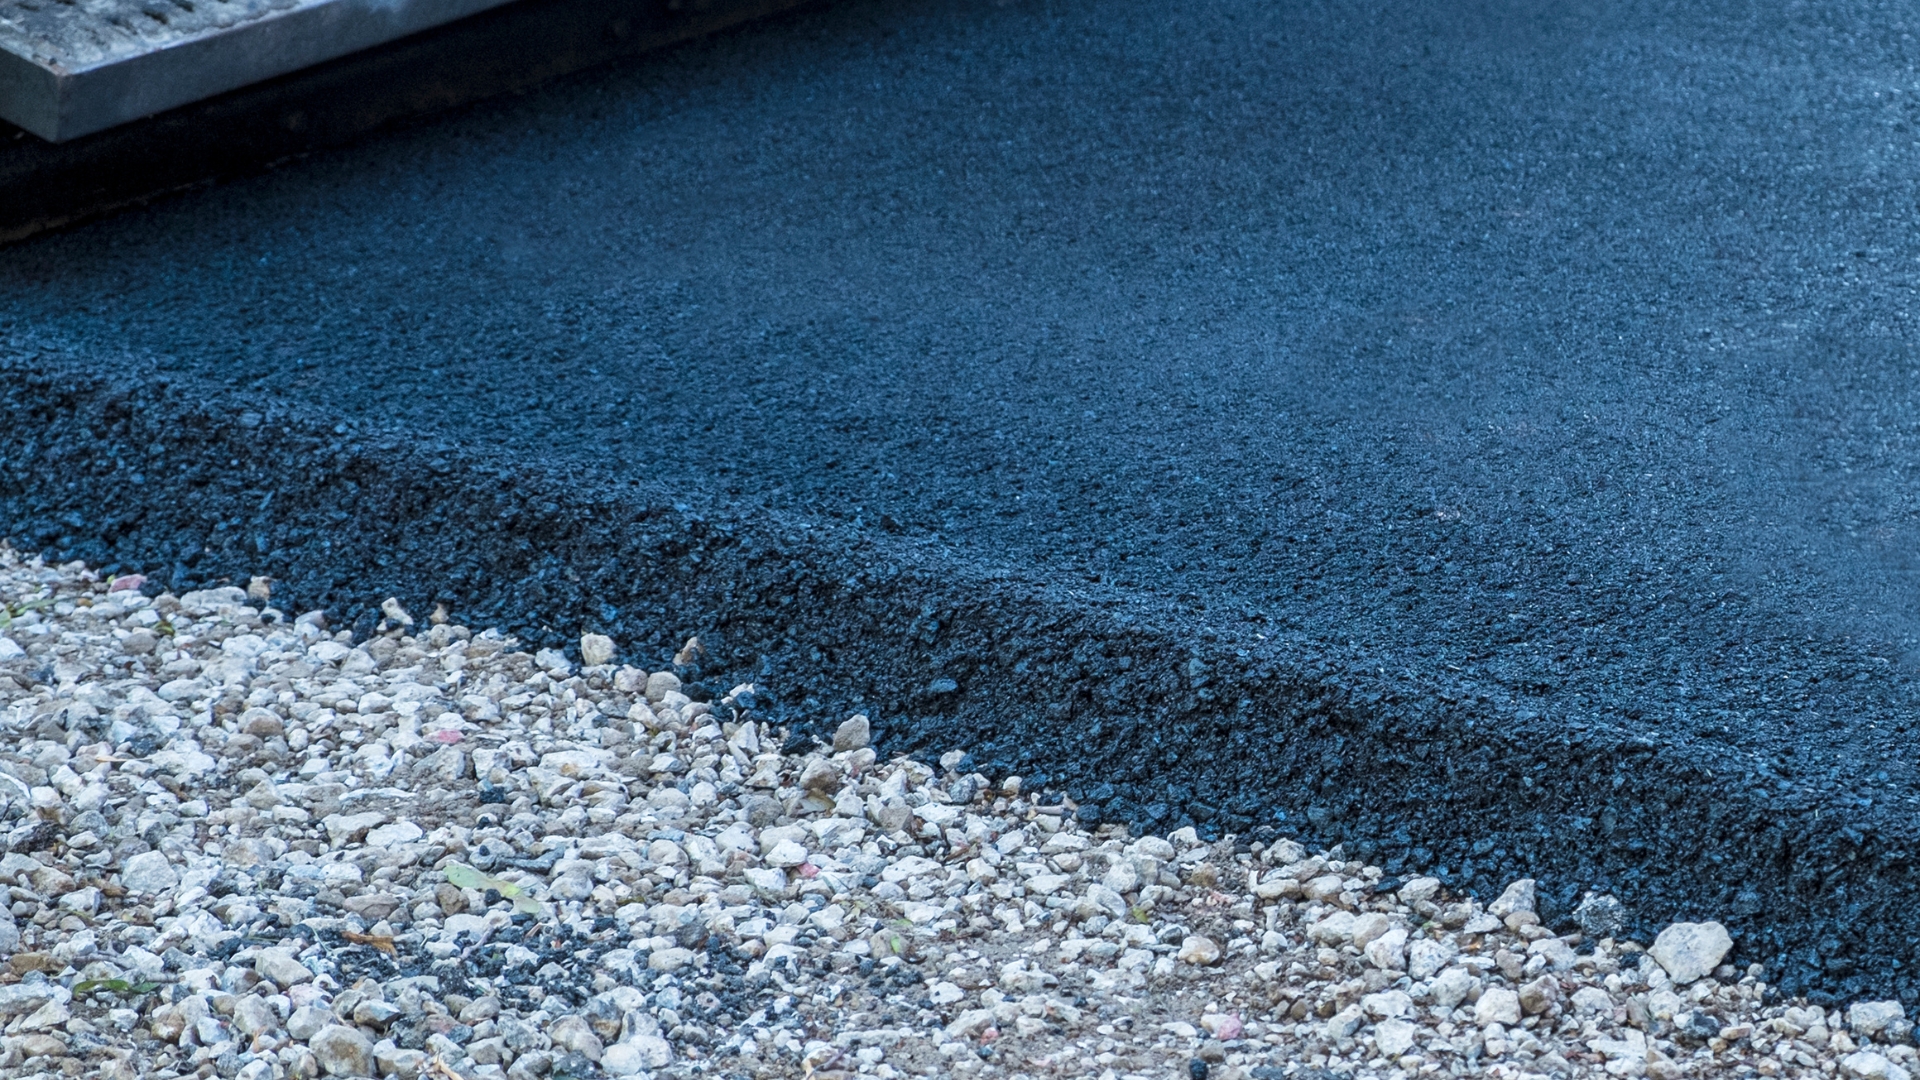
[0,548,1912,1080]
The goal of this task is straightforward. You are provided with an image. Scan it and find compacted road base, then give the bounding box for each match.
[8,0,1920,1007]
[1,552,1916,1080]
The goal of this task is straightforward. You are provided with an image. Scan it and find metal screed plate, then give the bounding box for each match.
[0,0,521,140]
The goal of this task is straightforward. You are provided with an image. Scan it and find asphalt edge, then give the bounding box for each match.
[0,346,1910,1006]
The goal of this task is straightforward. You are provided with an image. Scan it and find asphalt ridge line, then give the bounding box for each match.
[0,347,1911,1007]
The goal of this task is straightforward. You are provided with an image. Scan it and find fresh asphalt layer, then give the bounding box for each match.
[5,0,1920,1002]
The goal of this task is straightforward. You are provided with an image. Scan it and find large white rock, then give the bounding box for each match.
[832,714,871,752]
[1349,913,1392,948]
[231,995,278,1037]
[1851,1001,1908,1039]
[1176,935,1222,966]
[1649,921,1733,985]
[1374,1018,1419,1058]
[1475,986,1522,1026]
[254,949,313,989]
[1407,938,1456,980]
[321,811,387,848]
[1571,986,1614,1015]
[308,1024,374,1077]
[287,1005,332,1041]
[1361,990,1413,1019]
[1083,883,1128,919]
[1365,927,1409,971]
[579,633,616,667]
[120,851,178,895]
[0,983,64,1019]
[1843,1050,1912,1080]
[364,820,423,848]
[1428,967,1480,1009]
[1487,878,1537,918]
[1324,1004,1366,1040]
[1398,876,1442,904]
[763,840,809,868]
[648,947,694,972]
[1308,910,1356,945]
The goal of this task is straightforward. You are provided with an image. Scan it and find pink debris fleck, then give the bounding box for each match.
[797,862,819,878]
[429,729,464,744]
[108,575,145,592]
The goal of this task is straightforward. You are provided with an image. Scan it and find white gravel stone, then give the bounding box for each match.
[309,1023,375,1076]
[1362,989,1413,1019]
[1430,966,1481,1009]
[1398,875,1441,904]
[1325,1003,1366,1039]
[1853,1000,1908,1038]
[1084,882,1128,918]
[1364,925,1408,970]
[603,1036,672,1075]
[119,849,178,894]
[764,838,809,867]
[1374,1016,1418,1057]
[0,984,64,1017]
[1349,911,1391,947]
[1845,1050,1913,1080]
[231,994,278,1036]
[1176,934,1221,965]
[1407,936,1454,979]
[254,948,313,988]
[1487,877,1536,918]
[1475,985,1523,1026]
[322,810,387,847]
[1101,860,1140,893]
[833,713,871,752]
[579,632,616,667]
[1650,920,1734,984]
[288,1005,333,1040]
[364,819,424,847]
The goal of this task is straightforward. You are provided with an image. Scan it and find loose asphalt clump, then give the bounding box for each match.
[1,551,1919,1080]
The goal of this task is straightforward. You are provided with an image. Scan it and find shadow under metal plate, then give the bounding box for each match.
[0,0,522,141]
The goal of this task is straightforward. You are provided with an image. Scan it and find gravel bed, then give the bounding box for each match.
[0,549,1914,1080]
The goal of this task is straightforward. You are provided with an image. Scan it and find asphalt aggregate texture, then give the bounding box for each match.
[4,0,1920,1006]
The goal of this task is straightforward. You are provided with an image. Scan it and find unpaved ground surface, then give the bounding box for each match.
[9,0,1920,1004]
[0,551,1915,1080]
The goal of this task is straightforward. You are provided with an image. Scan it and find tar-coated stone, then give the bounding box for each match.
[6,0,1920,1004]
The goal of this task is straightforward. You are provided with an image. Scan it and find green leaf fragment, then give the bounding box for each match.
[72,978,159,996]
[444,862,548,916]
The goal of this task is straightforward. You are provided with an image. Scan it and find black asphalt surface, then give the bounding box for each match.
[7,0,1920,1001]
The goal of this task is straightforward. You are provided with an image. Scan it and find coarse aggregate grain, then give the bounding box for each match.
[0,551,1917,1080]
